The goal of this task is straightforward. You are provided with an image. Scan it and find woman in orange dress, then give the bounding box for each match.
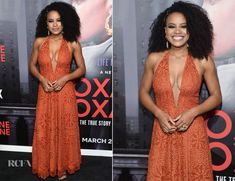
[29,2,85,180]
[139,1,222,180]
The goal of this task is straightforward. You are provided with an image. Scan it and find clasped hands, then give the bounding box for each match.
[41,76,67,92]
[158,109,196,134]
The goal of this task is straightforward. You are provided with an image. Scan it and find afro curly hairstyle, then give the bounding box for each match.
[148,1,213,60]
[35,1,80,42]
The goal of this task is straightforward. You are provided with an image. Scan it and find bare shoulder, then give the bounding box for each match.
[70,41,81,50]
[34,37,47,49]
[198,56,216,74]
[192,56,216,77]
[200,56,214,65]
[145,51,167,72]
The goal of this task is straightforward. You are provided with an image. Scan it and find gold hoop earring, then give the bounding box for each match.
[105,12,112,36]
[48,30,50,36]
[166,41,169,49]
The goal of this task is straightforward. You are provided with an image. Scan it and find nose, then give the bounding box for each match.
[53,21,58,27]
[175,27,181,33]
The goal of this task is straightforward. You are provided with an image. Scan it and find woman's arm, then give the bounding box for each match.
[65,41,86,80]
[175,56,222,130]
[139,53,160,117]
[29,38,53,92]
[139,53,176,133]
[193,56,222,115]
[29,38,43,82]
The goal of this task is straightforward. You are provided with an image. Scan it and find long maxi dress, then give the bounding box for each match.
[32,37,81,179]
[147,52,213,181]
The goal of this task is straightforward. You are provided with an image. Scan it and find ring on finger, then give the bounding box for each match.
[179,125,187,131]
[163,129,168,133]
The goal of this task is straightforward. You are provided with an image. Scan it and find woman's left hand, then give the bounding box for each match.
[52,76,68,92]
[174,108,197,131]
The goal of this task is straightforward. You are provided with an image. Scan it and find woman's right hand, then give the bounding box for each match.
[139,53,177,134]
[40,77,53,92]
[156,109,177,134]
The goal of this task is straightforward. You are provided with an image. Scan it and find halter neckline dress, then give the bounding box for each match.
[147,52,213,181]
[32,37,81,179]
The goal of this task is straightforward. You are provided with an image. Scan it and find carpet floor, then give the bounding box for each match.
[0,151,112,181]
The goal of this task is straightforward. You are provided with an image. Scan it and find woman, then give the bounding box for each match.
[29,2,85,180]
[139,1,221,180]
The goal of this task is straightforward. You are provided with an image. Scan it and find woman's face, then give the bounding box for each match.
[165,12,189,48]
[47,10,63,36]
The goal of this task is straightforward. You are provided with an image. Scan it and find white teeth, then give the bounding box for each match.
[172,36,183,40]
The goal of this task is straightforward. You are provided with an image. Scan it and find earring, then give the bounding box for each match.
[48,30,50,36]
[166,41,169,49]
[105,12,112,36]
[187,43,189,48]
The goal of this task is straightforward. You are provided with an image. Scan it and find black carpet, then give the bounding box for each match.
[0,151,112,181]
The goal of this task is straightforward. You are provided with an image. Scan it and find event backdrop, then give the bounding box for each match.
[113,0,235,180]
[0,0,112,155]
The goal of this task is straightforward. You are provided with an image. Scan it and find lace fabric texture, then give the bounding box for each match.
[32,38,81,179]
[147,52,213,181]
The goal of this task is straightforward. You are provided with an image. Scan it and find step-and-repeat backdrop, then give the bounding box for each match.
[0,0,112,156]
[113,0,235,180]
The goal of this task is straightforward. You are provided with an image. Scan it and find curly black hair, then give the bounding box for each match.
[35,1,80,42]
[148,1,213,60]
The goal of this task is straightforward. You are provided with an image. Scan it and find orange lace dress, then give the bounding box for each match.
[32,37,81,179]
[147,52,213,181]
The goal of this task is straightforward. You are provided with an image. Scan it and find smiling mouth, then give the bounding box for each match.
[172,36,184,41]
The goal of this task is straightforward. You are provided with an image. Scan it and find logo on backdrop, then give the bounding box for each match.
[8,160,31,167]
[0,121,10,136]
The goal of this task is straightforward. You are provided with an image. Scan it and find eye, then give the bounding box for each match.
[181,25,187,29]
[167,25,175,29]
[47,20,53,23]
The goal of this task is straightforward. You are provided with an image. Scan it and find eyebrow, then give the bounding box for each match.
[47,18,61,20]
[166,22,187,26]
[167,22,186,24]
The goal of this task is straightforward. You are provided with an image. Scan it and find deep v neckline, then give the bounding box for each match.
[48,37,64,74]
[167,52,189,108]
